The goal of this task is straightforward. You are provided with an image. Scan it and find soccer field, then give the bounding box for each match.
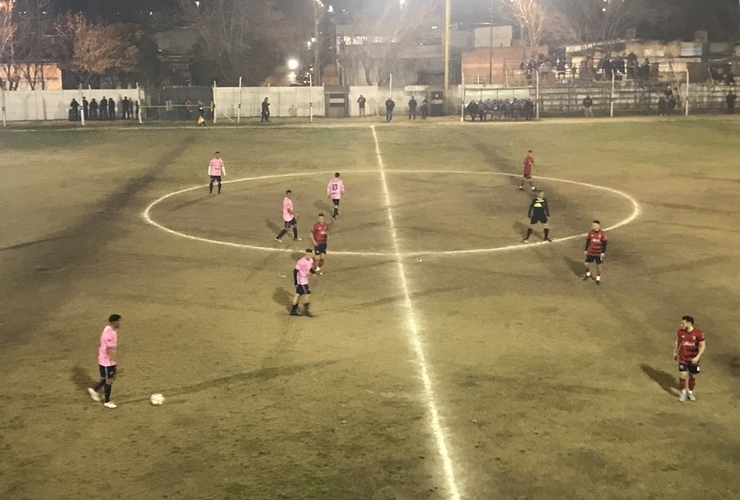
[1,117,740,500]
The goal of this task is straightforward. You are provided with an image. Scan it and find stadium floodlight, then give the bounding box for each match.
[288,58,299,70]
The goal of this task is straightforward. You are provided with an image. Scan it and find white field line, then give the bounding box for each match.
[142,169,640,258]
[371,126,462,500]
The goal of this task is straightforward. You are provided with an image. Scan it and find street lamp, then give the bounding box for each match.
[288,58,299,70]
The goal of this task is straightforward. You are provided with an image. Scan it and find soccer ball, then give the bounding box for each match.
[150,393,165,406]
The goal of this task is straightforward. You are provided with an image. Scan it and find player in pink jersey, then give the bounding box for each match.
[274,190,302,242]
[290,248,317,316]
[208,151,226,194]
[327,172,345,220]
[87,314,121,409]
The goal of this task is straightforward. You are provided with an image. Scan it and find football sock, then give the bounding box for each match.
[276,230,287,240]
[293,227,298,239]
[679,379,687,391]
[304,302,311,311]
[318,257,325,268]
[104,383,112,403]
[93,379,105,391]
[688,378,696,391]
[525,228,533,239]
[544,228,550,239]
[209,182,213,193]
[333,208,338,217]
[217,182,221,193]
[585,271,591,277]
[290,303,298,312]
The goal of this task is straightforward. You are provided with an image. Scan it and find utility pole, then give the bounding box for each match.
[444,0,451,95]
[313,0,321,86]
[488,0,494,84]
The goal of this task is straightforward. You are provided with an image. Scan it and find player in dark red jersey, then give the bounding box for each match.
[583,220,607,285]
[311,213,329,273]
[518,150,536,191]
[674,315,706,402]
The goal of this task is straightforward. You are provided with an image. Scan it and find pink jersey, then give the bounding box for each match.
[282,196,294,221]
[294,256,314,285]
[327,178,345,199]
[98,325,118,366]
[208,158,225,176]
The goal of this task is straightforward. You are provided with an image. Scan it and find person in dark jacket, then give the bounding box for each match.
[726,90,736,114]
[261,97,270,122]
[583,95,593,117]
[385,98,395,122]
[108,97,116,121]
[408,96,417,120]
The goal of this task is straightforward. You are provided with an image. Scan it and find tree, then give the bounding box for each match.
[0,0,17,89]
[54,13,141,87]
[177,0,311,86]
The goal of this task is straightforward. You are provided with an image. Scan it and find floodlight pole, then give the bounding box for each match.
[535,68,540,120]
[79,84,85,126]
[237,76,242,124]
[444,0,451,100]
[309,72,314,123]
[610,72,615,118]
[685,70,690,116]
[136,82,143,124]
[0,80,6,127]
[460,73,465,122]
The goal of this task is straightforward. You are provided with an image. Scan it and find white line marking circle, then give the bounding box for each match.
[142,170,641,257]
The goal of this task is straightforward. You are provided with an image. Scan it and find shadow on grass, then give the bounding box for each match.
[563,255,584,278]
[119,360,338,405]
[273,287,294,311]
[639,363,677,396]
[313,199,333,214]
[265,217,281,233]
[168,194,210,211]
[71,364,94,390]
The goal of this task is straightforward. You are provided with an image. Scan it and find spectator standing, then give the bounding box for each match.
[89,98,99,120]
[100,97,108,120]
[357,94,366,117]
[408,96,417,120]
[69,99,80,121]
[261,97,270,122]
[726,90,736,114]
[385,97,395,122]
[108,97,116,121]
[583,95,593,117]
[82,97,89,121]
[420,96,429,119]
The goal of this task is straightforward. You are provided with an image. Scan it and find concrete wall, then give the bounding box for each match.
[1,89,140,121]
[213,86,326,119]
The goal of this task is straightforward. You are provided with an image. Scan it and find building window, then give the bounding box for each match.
[473,74,485,84]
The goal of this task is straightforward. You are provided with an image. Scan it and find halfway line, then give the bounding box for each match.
[371,125,462,500]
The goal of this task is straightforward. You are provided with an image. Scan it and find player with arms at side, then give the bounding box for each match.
[290,249,317,317]
[208,151,226,194]
[311,213,328,273]
[522,190,551,243]
[327,172,345,220]
[519,150,536,191]
[583,220,607,285]
[674,315,706,402]
[87,314,121,409]
[274,190,302,242]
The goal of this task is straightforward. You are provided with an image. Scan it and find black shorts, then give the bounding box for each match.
[530,214,548,224]
[678,363,700,375]
[331,199,340,206]
[283,218,297,229]
[585,255,603,264]
[210,175,222,182]
[314,243,327,255]
[99,364,117,379]
[295,284,311,295]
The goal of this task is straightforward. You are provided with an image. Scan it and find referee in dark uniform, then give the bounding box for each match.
[523,190,552,243]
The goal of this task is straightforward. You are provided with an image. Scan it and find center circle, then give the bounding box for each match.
[143,170,640,257]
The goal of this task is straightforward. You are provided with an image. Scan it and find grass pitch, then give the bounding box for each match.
[1,116,740,500]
